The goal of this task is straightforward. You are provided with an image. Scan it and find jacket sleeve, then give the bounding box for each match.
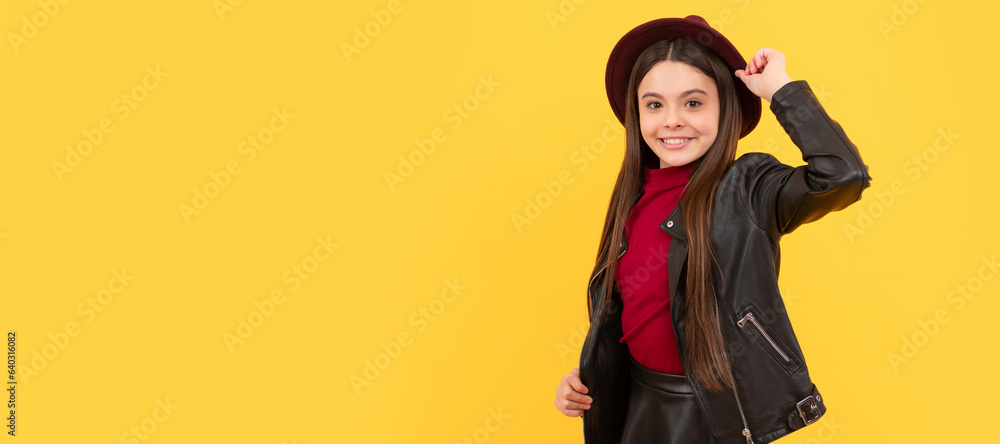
[743,80,872,235]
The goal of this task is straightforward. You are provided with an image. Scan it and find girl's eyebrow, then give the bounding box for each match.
[641,88,708,99]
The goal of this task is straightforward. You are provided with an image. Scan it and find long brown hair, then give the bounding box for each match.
[587,38,743,392]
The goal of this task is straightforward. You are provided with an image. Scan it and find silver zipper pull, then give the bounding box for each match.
[743,428,754,444]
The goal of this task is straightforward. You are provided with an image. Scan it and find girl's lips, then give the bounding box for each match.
[659,137,693,150]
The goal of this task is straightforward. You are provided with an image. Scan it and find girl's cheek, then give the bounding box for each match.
[640,116,657,130]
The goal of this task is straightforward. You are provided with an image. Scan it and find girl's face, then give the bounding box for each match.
[637,60,720,169]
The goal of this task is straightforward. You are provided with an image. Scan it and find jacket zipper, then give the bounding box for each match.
[661,203,752,442]
[715,303,754,444]
[737,313,791,362]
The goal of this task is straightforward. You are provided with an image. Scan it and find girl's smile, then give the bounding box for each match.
[637,60,720,168]
[658,137,694,149]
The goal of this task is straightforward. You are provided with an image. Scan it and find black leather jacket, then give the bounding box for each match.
[579,80,871,444]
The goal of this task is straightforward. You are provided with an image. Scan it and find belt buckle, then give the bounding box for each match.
[796,396,820,426]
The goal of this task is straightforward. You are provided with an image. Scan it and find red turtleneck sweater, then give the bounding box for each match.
[615,162,693,375]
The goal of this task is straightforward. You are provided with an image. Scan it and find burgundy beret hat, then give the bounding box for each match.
[605,15,762,139]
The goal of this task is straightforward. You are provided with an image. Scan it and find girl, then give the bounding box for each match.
[553,15,871,444]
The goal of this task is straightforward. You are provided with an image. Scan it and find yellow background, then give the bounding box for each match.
[1,0,996,442]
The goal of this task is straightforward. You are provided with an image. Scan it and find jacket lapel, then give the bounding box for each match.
[661,202,688,313]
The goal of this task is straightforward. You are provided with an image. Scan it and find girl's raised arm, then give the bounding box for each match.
[735,48,872,235]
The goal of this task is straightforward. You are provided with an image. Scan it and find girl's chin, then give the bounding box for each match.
[654,151,709,168]
[654,152,695,166]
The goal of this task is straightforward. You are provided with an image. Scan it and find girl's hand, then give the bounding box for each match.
[554,367,593,417]
[734,47,794,104]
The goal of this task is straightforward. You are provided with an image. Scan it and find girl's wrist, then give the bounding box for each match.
[766,76,795,103]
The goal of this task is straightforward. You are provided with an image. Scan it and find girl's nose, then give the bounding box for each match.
[662,109,684,128]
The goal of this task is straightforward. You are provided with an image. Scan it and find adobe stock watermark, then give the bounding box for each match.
[704,0,751,34]
[223,235,338,353]
[17,268,135,386]
[618,245,670,303]
[545,0,588,30]
[800,415,843,444]
[454,407,511,444]
[119,397,178,444]
[213,0,246,20]
[350,277,467,395]
[555,320,588,363]
[7,331,16,437]
[511,117,622,234]
[179,106,295,223]
[843,126,959,243]
[7,0,71,54]
[878,0,929,41]
[547,0,749,32]
[340,0,407,63]
[52,65,169,182]
[385,74,500,191]
[887,254,997,372]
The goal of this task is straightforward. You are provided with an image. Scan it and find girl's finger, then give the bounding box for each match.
[568,400,592,411]
[554,398,584,417]
[557,397,592,411]
[554,398,590,417]
[557,381,587,401]
[755,49,767,72]
[760,47,783,71]
[566,368,588,393]
[567,390,593,405]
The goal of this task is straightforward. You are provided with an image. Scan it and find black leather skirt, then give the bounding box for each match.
[621,356,717,444]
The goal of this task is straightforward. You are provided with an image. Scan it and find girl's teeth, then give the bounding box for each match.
[664,138,690,144]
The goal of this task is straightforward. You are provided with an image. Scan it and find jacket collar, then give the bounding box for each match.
[631,188,688,242]
[660,201,687,242]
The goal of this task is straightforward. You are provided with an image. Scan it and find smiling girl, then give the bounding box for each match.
[553,15,871,444]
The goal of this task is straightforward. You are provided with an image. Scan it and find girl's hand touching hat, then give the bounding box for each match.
[734,47,794,104]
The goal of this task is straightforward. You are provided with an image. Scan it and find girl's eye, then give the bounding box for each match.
[686,100,701,108]
[646,101,661,109]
